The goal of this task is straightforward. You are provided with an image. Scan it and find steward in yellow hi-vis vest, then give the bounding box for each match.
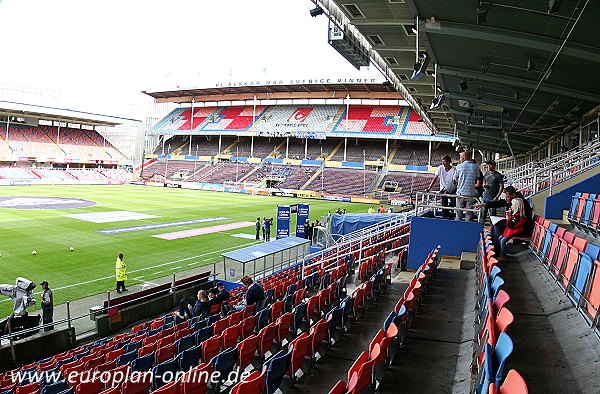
[115,253,128,293]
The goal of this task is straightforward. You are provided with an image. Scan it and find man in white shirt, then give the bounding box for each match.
[426,155,456,219]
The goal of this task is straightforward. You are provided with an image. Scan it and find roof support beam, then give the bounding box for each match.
[352,19,414,26]
[445,92,578,121]
[420,20,600,63]
[458,132,537,149]
[448,109,554,139]
[438,66,600,103]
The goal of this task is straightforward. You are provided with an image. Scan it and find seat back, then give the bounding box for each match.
[201,335,222,364]
[289,333,311,373]
[493,332,514,386]
[237,334,259,370]
[231,370,266,394]
[561,245,581,288]
[265,348,292,394]
[212,347,238,379]
[499,369,528,394]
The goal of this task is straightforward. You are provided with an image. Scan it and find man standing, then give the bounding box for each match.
[115,253,127,293]
[479,160,504,223]
[255,217,261,240]
[235,275,266,311]
[40,280,53,331]
[453,151,481,222]
[426,155,456,219]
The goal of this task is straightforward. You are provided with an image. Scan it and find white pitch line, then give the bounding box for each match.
[0,241,261,303]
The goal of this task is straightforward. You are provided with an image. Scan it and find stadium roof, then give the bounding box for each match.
[0,100,141,127]
[316,0,600,155]
[143,82,403,103]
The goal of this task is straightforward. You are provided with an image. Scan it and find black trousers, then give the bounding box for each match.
[42,308,53,331]
[491,219,507,253]
[116,281,126,292]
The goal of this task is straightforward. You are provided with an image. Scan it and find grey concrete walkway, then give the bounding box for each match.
[498,243,600,394]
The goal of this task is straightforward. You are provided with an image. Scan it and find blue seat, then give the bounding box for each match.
[264,288,275,305]
[192,319,207,332]
[195,325,213,345]
[570,252,593,302]
[478,344,494,394]
[39,368,61,387]
[265,348,293,394]
[541,229,554,258]
[383,311,396,332]
[206,314,220,326]
[73,350,90,360]
[41,381,68,394]
[326,306,343,339]
[585,243,600,261]
[304,275,314,291]
[163,314,174,325]
[116,350,138,366]
[147,327,162,337]
[114,339,130,350]
[286,283,297,296]
[212,347,239,384]
[490,266,502,282]
[340,296,355,327]
[152,358,177,390]
[178,345,201,371]
[568,193,582,221]
[493,332,514,386]
[132,352,154,372]
[582,195,597,225]
[257,307,272,330]
[283,294,295,313]
[177,333,196,353]
[54,357,74,369]
[490,276,504,300]
[293,303,307,333]
[125,340,142,354]
[321,273,331,289]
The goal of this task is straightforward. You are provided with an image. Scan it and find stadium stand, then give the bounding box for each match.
[377,171,434,198]
[0,166,39,180]
[304,168,378,195]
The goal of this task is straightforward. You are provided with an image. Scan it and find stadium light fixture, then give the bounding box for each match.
[477,6,487,24]
[430,95,444,110]
[459,81,468,91]
[411,51,430,81]
[310,6,324,17]
[382,81,392,87]
[548,0,562,13]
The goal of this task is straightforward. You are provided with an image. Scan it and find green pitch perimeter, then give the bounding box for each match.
[0,184,375,316]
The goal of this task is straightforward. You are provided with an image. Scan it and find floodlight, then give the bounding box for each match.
[310,6,324,17]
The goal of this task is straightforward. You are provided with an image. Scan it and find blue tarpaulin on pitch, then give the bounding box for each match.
[330,213,402,239]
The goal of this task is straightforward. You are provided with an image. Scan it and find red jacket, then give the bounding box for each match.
[503,212,527,238]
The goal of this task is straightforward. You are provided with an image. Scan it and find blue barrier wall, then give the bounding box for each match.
[544,171,600,219]
[407,217,482,270]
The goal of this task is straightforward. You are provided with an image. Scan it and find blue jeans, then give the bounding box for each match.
[479,198,497,223]
[499,236,510,256]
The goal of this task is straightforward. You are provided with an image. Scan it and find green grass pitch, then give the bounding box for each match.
[0,184,373,316]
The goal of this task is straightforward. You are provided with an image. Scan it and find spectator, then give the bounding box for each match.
[497,198,528,259]
[368,206,375,213]
[304,219,311,240]
[261,217,267,241]
[174,299,191,324]
[190,290,210,318]
[426,155,456,219]
[453,151,481,222]
[115,253,127,293]
[255,217,261,240]
[215,282,231,302]
[479,160,504,223]
[235,275,265,311]
[474,185,533,257]
[378,206,386,213]
[40,280,53,332]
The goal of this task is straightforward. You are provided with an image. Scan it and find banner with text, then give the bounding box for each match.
[276,205,291,239]
[296,204,310,238]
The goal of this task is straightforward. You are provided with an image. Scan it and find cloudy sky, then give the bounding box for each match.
[0,0,382,119]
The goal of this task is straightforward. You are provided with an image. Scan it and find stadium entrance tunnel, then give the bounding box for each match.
[0,196,97,209]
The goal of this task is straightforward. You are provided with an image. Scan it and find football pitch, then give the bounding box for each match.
[0,184,371,316]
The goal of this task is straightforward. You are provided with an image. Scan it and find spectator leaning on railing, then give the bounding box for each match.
[453,151,481,222]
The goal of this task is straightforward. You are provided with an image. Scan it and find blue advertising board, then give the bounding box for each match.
[296,203,310,238]
[276,205,291,239]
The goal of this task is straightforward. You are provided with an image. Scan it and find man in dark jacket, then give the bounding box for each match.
[215,282,230,302]
[474,186,533,254]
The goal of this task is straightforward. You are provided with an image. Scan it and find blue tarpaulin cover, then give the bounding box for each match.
[330,213,401,239]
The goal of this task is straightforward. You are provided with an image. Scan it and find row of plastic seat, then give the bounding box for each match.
[472,233,528,394]
[568,192,600,234]
[530,214,600,329]
[327,248,440,394]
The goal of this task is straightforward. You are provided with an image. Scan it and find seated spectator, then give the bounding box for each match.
[498,198,527,258]
[215,282,230,302]
[174,299,191,325]
[189,290,210,318]
[474,185,533,258]
[234,275,265,311]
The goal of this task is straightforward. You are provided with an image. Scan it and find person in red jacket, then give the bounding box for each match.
[498,198,527,258]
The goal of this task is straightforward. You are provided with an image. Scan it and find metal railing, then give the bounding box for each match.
[505,140,600,197]
[414,191,482,221]
[0,270,218,363]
